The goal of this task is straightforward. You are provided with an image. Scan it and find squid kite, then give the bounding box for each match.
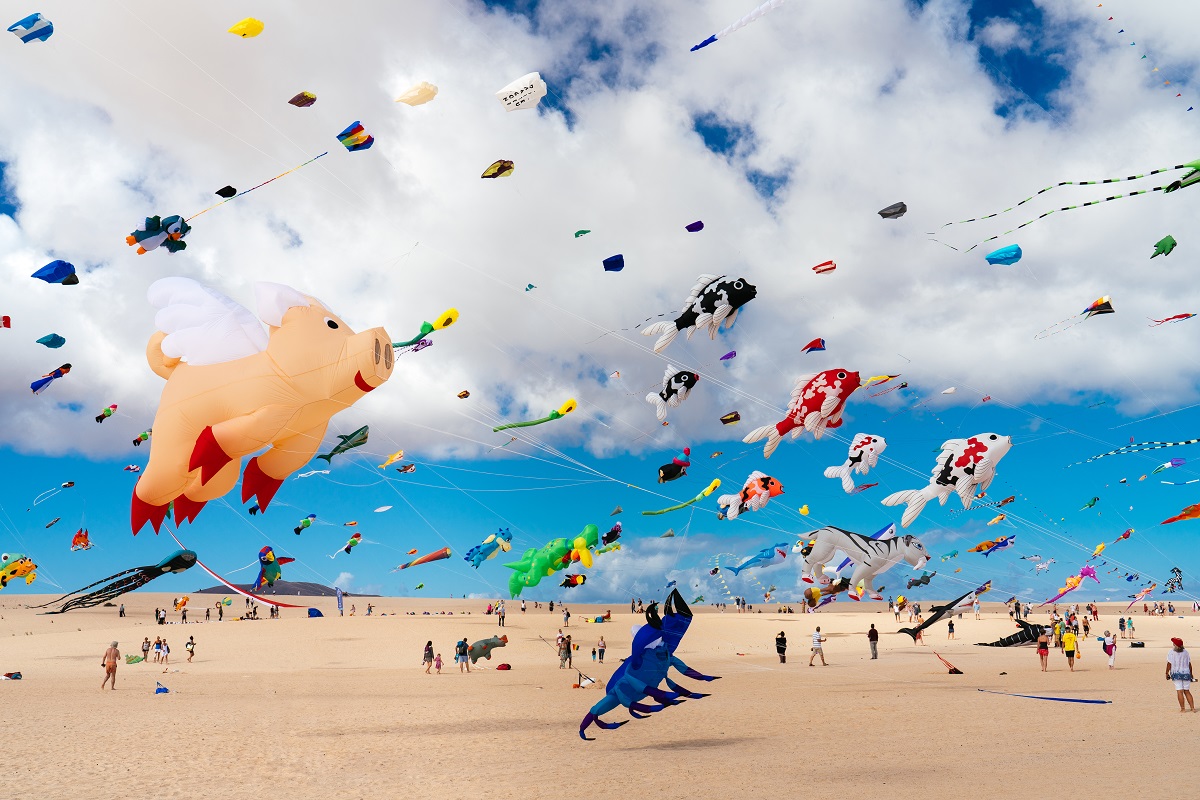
[691,0,786,51]
[31,550,192,613]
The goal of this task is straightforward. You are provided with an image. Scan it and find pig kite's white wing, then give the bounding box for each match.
[147,277,268,366]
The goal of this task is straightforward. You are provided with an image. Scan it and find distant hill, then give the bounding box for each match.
[193,580,377,598]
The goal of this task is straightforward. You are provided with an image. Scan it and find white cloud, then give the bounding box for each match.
[332,571,354,590]
[976,18,1026,54]
[2,0,1200,468]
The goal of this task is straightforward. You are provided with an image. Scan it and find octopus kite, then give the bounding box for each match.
[580,591,719,740]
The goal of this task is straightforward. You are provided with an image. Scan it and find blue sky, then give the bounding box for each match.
[2,0,1200,607]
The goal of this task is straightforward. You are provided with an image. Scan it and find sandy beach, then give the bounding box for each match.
[3,593,1197,798]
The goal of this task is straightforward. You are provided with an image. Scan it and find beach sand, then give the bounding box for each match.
[3,593,1197,798]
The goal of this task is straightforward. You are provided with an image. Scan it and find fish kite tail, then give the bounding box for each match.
[897,626,919,642]
[725,562,744,576]
[641,321,679,353]
[315,453,333,464]
[645,392,669,421]
[823,464,854,493]
[742,424,780,458]
[881,488,929,528]
[715,492,740,519]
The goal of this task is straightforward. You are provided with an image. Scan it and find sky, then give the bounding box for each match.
[2,0,1200,608]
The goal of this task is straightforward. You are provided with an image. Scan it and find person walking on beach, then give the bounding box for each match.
[434,653,443,674]
[1118,617,1126,639]
[1062,627,1077,671]
[1126,617,1135,639]
[868,624,879,659]
[456,637,470,673]
[1103,630,1116,669]
[563,607,570,627]
[101,641,120,690]
[141,637,151,663]
[597,636,606,663]
[809,627,827,666]
[160,639,170,670]
[1036,626,1050,672]
[152,637,162,663]
[498,602,506,628]
[776,631,787,663]
[119,603,125,618]
[1082,616,1091,638]
[947,619,956,640]
[423,641,434,673]
[185,636,196,663]
[894,602,902,622]
[1166,637,1195,712]
[521,599,526,614]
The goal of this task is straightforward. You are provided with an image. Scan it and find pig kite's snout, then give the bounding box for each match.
[353,328,394,393]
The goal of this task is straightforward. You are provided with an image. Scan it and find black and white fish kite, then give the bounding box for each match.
[642,274,757,353]
[646,366,699,421]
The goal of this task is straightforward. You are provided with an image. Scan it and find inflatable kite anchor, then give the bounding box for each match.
[579,590,719,740]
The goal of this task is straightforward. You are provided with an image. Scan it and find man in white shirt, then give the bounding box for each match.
[1166,637,1195,712]
[809,627,826,666]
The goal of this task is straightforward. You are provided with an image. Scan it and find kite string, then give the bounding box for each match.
[185,152,329,222]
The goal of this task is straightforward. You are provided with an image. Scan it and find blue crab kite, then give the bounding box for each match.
[579,590,719,740]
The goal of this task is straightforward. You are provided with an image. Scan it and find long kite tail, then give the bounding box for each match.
[641,479,720,515]
[1068,437,1200,467]
[930,163,1189,234]
[955,185,1169,253]
[493,415,551,432]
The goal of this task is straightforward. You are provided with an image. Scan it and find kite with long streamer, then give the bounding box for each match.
[641,479,721,516]
[392,547,452,571]
[492,399,577,432]
[930,158,1200,252]
[691,0,786,51]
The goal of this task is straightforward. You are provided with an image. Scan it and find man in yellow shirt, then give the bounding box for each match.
[1062,629,1078,672]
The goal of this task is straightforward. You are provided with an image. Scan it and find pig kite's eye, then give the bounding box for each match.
[324,317,339,330]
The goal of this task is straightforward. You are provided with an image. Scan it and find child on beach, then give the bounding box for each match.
[434,654,443,674]
[591,647,597,662]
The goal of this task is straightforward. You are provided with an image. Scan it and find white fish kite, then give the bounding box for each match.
[823,433,886,493]
[691,0,786,51]
[882,433,1013,527]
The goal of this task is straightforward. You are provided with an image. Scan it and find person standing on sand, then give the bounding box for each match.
[1103,630,1116,669]
[867,624,879,659]
[141,637,151,663]
[101,641,120,690]
[521,599,526,614]
[809,627,827,666]
[119,603,125,618]
[218,603,223,622]
[597,636,606,663]
[498,602,506,628]
[1166,638,1195,712]
[160,639,170,670]
[181,606,187,623]
[423,641,434,673]
[776,631,787,663]
[1036,626,1050,671]
[947,619,956,640]
[153,637,162,663]
[456,638,470,673]
[563,607,570,627]
[1118,617,1126,639]
[434,653,443,674]
[1126,617,1135,639]
[973,599,980,620]
[185,636,196,663]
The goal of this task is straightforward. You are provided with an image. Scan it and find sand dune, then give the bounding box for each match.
[3,594,1196,798]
